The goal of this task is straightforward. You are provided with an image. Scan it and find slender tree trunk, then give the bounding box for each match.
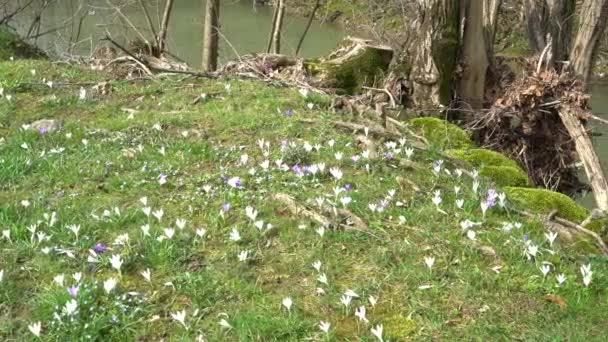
[483,0,502,58]
[158,0,175,54]
[570,0,608,85]
[295,0,321,56]
[271,0,286,54]
[202,0,220,72]
[266,2,279,53]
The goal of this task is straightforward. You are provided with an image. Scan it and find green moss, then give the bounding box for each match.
[0,26,45,60]
[504,187,589,222]
[449,148,520,169]
[479,166,529,187]
[409,117,474,149]
[383,314,417,339]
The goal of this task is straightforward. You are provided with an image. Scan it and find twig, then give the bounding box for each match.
[138,0,158,40]
[588,113,608,126]
[106,0,151,52]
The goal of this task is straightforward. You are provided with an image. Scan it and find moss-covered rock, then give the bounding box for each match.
[504,187,589,222]
[479,166,529,187]
[0,26,46,60]
[409,117,474,149]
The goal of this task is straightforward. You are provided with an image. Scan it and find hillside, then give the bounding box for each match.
[1,44,607,340]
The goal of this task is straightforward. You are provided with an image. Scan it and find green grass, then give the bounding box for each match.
[1,57,607,341]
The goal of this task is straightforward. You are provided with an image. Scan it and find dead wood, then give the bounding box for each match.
[516,209,608,255]
[273,193,375,237]
[273,193,331,227]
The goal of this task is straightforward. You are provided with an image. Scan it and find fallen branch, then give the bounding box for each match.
[102,36,215,78]
[516,209,608,255]
[273,193,332,227]
[273,193,376,237]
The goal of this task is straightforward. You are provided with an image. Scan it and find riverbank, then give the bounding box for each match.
[1,27,608,340]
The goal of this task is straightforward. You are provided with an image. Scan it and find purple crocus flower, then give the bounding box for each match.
[94,243,107,253]
[351,155,360,162]
[385,152,394,160]
[221,202,231,212]
[485,188,498,208]
[38,127,47,135]
[523,234,529,242]
[67,285,79,297]
[283,109,293,117]
[344,183,352,191]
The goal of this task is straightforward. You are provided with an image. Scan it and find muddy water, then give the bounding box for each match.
[11,0,346,64]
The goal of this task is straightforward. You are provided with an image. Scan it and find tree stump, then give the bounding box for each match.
[305,37,394,94]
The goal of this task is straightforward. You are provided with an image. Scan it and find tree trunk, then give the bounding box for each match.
[409,0,461,108]
[271,0,286,54]
[570,0,608,85]
[458,0,489,111]
[524,0,575,67]
[202,0,220,72]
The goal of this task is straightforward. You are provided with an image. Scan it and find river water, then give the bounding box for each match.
[10,0,345,64]
[9,1,608,208]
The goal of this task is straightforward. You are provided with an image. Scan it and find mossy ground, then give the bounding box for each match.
[409,117,475,150]
[449,149,529,187]
[1,55,608,341]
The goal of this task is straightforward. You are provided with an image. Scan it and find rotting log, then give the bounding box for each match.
[558,106,608,211]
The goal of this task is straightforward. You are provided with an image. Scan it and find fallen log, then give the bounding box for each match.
[558,106,608,211]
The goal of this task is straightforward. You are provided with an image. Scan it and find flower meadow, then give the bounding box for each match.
[0,59,607,341]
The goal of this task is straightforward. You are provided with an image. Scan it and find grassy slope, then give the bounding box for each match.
[0,58,607,341]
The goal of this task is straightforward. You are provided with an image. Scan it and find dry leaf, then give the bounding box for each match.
[544,294,567,308]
